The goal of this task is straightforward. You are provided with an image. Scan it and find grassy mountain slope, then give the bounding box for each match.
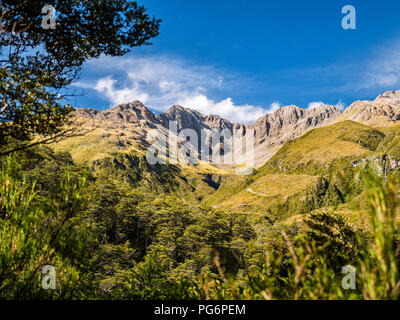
[205,121,398,229]
[265,120,384,169]
[376,123,400,159]
[52,121,147,163]
[7,110,400,300]
[90,151,231,204]
[53,117,399,230]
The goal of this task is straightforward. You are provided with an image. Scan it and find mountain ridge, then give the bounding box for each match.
[340,90,400,127]
[69,89,400,167]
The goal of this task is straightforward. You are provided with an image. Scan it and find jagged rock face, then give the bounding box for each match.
[156,105,203,132]
[203,114,233,131]
[72,101,342,167]
[100,101,160,124]
[71,88,400,167]
[74,101,160,130]
[248,105,341,148]
[340,90,400,127]
[156,105,232,132]
[74,108,100,118]
[375,90,400,107]
[156,104,340,146]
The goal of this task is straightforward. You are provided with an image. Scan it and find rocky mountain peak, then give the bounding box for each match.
[164,105,203,120]
[157,105,234,132]
[203,114,233,131]
[375,90,400,107]
[73,108,101,119]
[248,104,341,148]
[274,105,304,120]
[100,101,159,124]
[157,105,203,131]
[305,104,342,124]
[341,89,400,126]
[71,88,400,168]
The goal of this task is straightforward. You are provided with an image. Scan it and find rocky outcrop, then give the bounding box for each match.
[156,105,233,132]
[340,90,400,127]
[157,105,203,131]
[71,100,342,167]
[73,101,161,131]
[248,104,341,148]
[99,101,160,125]
[71,88,400,167]
[375,90,400,107]
[244,104,342,166]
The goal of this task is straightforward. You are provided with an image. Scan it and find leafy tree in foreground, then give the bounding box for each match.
[0,152,95,298]
[0,0,160,155]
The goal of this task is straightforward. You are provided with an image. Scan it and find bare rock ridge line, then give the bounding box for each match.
[75,100,341,133]
[74,101,342,144]
[73,89,400,167]
[340,90,400,127]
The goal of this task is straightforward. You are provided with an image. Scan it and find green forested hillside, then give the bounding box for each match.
[206,121,396,223]
[3,0,400,301]
[1,120,400,299]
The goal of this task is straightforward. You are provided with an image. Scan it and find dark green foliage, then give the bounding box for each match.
[92,153,183,193]
[0,68,73,149]
[1,142,400,300]
[305,211,362,266]
[0,152,95,298]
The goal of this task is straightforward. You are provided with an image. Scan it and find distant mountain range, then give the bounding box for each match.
[71,90,400,167]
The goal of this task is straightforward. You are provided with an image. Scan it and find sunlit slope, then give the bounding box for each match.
[52,120,148,163]
[265,120,385,168]
[89,151,232,204]
[51,112,235,203]
[206,120,398,229]
[206,121,388,218]
[376,123,400,160]
[207,173,318,216]
[53,117,396,223]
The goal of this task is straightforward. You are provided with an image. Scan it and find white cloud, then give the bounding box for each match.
[358,40,400,90]
[93,77,149,105]
[335,100,346,111]
[269,101,281,112]
[177,94,267,123]
[307,101,325,109]
[75,55,268,123]
[307,100,346,111]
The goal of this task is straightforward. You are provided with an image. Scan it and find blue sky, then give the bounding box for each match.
[72,0,400,123]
